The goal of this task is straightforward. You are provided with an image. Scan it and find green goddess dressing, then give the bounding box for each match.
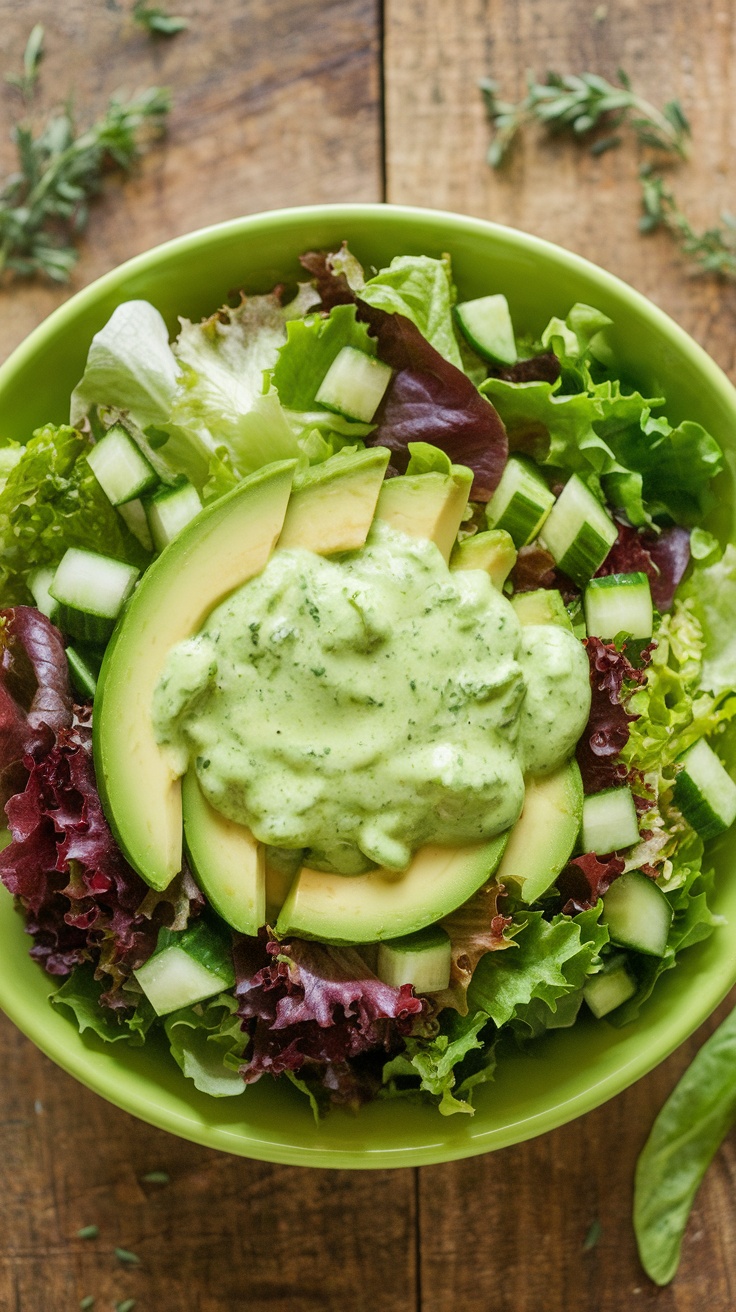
[153,522,591,874]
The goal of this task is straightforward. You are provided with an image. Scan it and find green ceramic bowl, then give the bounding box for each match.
[1,204,735,1168]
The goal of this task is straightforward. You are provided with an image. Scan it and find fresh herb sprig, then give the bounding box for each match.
[133,2,188,36]
[0,86,170,283]
[5,24,45,102]
[480,69,689,168]
[639,167,736,278]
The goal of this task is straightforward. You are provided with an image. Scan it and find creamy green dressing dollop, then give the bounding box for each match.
[153,522,591,874]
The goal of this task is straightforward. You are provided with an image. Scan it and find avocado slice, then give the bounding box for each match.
[511,588,573,631]
[495,759,583,904]
[275,832,508,944]
[450,529,517,589]
[277,447,390,554]
[94,459,297,891]
[182,769,266,934]
[374,465,473,562]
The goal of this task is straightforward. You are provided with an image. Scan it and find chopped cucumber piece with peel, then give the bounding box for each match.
[87,422,159,506]
[584,954,637,1018]
[134,919,235,1017]
[50,548,139,644]
[146,479,203,553]
[315,346,393,423]
[584,572,653,640]
[454,293,517,366]
[582,786,640,854]
[450,529,516,589]
[28,566,59,622]
[377,925,452,993]
[673,738,736,841]
[511,588,572,630]
[117,498,154,552]
[602,871,673,957]
[566,596,587,639]
[540,474,617,588]
[66,645,101,700]
[485,456,554,548]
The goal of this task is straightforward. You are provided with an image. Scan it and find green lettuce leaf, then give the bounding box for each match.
[272,302,377,411]
[382,1009,493,1115]
[164,992,248,1097]
[680,544,736,695]
[509,904,609,1038]
[0,423,148,604]
[612,412,723,527]
[360,254,464,369]
[405,441,452,476]
[467,905,608,1029]
[52,966,153,1046]
[70,299,180,431]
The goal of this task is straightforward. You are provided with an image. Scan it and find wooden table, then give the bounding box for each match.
[0,2,735,1307]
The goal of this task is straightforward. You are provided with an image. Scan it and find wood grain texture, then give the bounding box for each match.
[0,0,382,361]
[385,1,736,1306]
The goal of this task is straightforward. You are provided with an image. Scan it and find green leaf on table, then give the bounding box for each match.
[133,2,189,36]
[634,1003,736,1285]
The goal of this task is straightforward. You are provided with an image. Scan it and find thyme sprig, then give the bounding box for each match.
[639,168,736,278]
[0,86,170,283]
[4,24,45,102]
[133,2,189,37]
[480,69,689,168]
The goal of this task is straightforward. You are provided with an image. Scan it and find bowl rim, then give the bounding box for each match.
[2,200,736,1169]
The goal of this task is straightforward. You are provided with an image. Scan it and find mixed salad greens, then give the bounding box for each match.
[0,243,735,1119]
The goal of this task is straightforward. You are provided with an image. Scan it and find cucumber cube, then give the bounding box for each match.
[673,738,736,840]
[602,870,672,957]
[87,422,158,506]
[315,346,393,424]
[583,956,637,1018]
[146,479,203,553]
[540,475,618,588]
[376,924,451,993]
[454,293,517,366]
[50,548,139,644]
[66,645,101,700]
[584,572,653,640]
[582,786,639,854]
[28,566,60,623]
[485,456,554,548]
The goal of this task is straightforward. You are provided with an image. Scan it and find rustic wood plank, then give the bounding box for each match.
[385,1,736,1306]
[0,0,382,361]
[0,1012,417,1312]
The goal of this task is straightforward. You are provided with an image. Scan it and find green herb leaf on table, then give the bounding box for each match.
[0,87,170,284]
[634,1004,736,1285]
[133,1,189,36]
[5,25,45,102]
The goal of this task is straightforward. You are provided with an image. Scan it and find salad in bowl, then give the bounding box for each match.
[1,212,735,1134]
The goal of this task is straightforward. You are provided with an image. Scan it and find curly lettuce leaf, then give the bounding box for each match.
[52,966,154,1046]
[612,412,723,527]
[0,424,148,604]
[360,254,464,369]
[271,302,377,412]
[165,992,248,1096]
[70,300,180,430]
[382,1008,494,1116]
[467,905,608,1028]
[680,544,736,695]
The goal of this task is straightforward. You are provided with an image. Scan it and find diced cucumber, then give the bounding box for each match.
[28,566,60,623]
[673,737,736,841]
[583,954,637,1018]
[584,572,653,640]
[66,645,102,700]
[87,422,159,506]
[602,871,673,957]
[582,786,640,854]
[511,587,572,630]
[117,498,154,552]
[450,528,517,589]
[315,346,393,424]
[49,548,139,644]
[145,479,203,553]
[376,924,451,993]
[485,456,554,548]
[454,293,517,366]
[540,475,618,588]
[134,919,235,1017]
